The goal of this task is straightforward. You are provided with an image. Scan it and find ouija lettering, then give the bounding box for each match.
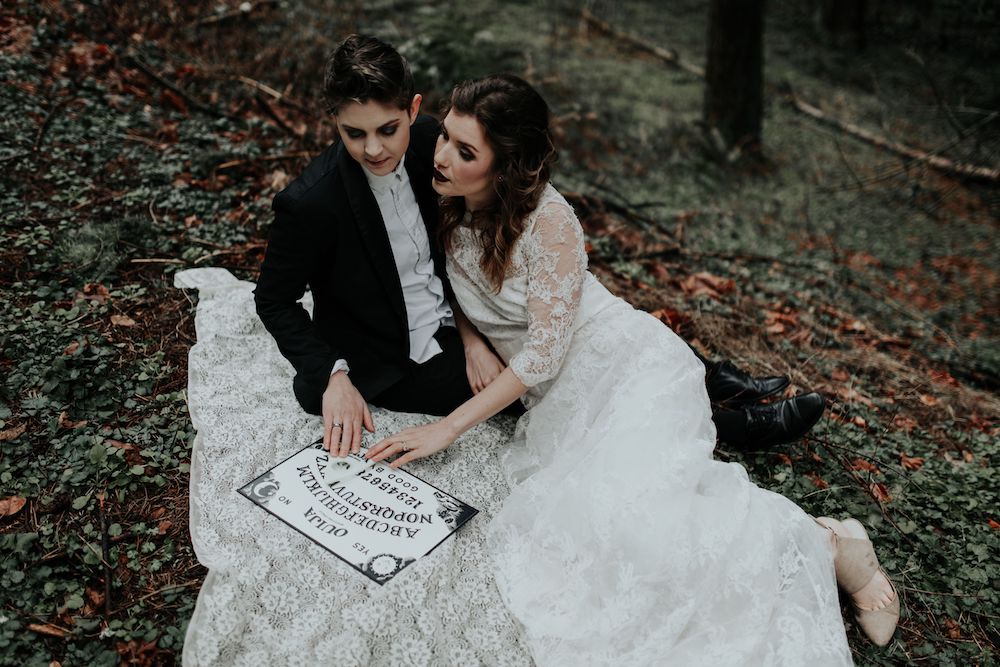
[296,465,428,538]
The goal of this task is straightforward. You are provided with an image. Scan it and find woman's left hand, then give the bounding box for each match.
[365,420,459,468]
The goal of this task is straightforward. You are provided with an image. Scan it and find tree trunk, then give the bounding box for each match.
[703,0,765,158]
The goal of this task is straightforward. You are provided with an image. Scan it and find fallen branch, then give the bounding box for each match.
[236,75,308,112]
[186,0,280,28]
[579,8,1000,184]
[127,54,225,118]
[130,258,186,265]
[254,94,303,141]
[215,152,312,170]
[788,93,1000,183]
[580,8,705,77]
[34,96,74,152]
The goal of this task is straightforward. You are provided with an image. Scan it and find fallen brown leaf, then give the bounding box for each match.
[929,369,960,387]
[62,340,81,355]
[647,307,691,333]
[86,587,105,606]
[841,319,867,333]
[27,623,67,638]
[107,439,143,466]
[158,520,173,534]
[892,414,918,432]
[807,472,829,489]
[869,482,892,503]
[58,411,88,429]
[270,168,290,191]
[80,283,110,304]
[680,272,735,299]
[900,454,925,471]
[0,496,27,517]
[988,519,1000,531]
[111,314,137,327]
[160,88,188,114]
[837,386,875,408]
[0,423,27,441]
[765,322,786,335]
[850,458,880,474]
[919,394,939,406]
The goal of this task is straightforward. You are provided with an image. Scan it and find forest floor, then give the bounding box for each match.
[1,1,997,665]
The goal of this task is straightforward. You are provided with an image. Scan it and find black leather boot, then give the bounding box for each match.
[718,392,826,452]
[705,360,789,405]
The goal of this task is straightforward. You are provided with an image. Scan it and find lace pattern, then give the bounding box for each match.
[176,268,533,666]
[445,184,854,666]
[507,200,587,387]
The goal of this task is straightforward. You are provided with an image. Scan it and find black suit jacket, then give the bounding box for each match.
[254,115,445,413]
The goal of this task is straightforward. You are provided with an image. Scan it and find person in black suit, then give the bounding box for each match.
[254,35,824,460]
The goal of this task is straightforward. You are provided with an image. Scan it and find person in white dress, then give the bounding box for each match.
[365,74,900,665]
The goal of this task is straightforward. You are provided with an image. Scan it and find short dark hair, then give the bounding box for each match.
[323,34,414,114]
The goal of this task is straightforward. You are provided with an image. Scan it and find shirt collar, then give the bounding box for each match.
[363,155,407,194]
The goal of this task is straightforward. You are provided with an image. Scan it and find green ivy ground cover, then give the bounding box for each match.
[0,1,996,665]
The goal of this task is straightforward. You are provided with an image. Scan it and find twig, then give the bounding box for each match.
[788,92,1000,183]
[901,586,988,599]
[34,96,74,152]
[97,491,113,617]
[186,0,279,28]
[148,199,159,226]
[194,244,265,264]
[80,537,114,571]
[579,8,705,78]
[254,94,302,141]
[109,579,202,615]
[215,152,312,170]
[236,75,308,112]
[126,54,224,118]
[130,258,186,264]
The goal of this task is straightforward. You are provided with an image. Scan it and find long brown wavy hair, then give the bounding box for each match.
[438,74,558,292]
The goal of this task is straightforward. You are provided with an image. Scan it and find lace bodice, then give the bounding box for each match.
[447,185,619,392]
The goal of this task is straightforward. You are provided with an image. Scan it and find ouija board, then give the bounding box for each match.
[238,440,478,584]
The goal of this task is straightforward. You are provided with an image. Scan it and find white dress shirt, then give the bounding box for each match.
[332,157,452,376]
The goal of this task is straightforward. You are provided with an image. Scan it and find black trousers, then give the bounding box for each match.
[318,328,738,440]
[370,326,475,416]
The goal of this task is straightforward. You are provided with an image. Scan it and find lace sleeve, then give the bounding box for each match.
[508,200,587,387]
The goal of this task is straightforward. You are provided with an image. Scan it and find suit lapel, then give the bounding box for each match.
[338,148,408,338]
[405,148,446,278]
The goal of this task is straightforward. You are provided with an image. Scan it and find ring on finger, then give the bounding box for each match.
[332,422,343,429]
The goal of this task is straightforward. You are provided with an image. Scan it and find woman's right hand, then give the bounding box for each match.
[464,339,505,394]
[322,372,375,457]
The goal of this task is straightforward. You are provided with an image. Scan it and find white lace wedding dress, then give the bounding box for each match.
[445,184,854,666]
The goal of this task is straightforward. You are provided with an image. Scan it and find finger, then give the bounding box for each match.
[351,423,363,455]
[365,437,389,459]
[337,419,353,458]
[329,417,346,453]
[323,411,333,451]
[363,404,375,433]
[369,440,407,464]
[389,450,420,468]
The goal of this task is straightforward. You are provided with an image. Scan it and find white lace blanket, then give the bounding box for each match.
[176,268,532,666]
